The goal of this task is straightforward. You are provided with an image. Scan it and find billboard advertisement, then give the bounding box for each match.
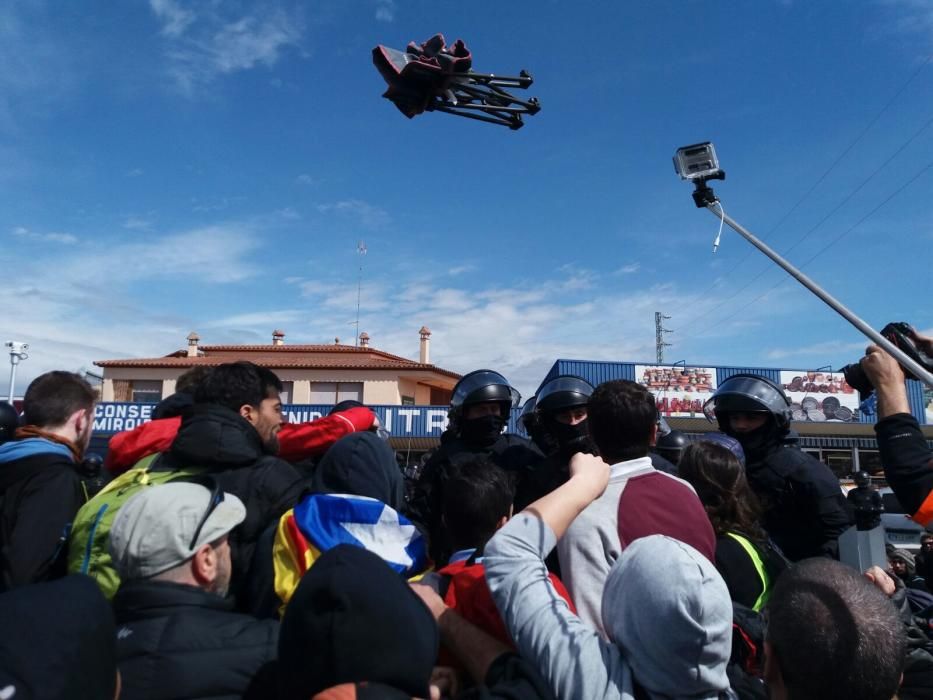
[634,365,717,417]
[779,371,859,423]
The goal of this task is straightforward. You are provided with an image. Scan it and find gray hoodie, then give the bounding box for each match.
[485,513,734,700]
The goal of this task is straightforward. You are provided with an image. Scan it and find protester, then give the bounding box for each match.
[268,431,428,612]
[679,441,787,611]
[0,371,96,589]
[485,451,734,700]
[888,549,929,593]
[764,558,906,700]
[410,369,541,562]
[280,544,554,700]
[436,457,574,649]
[0,574,119,700]
[917,533,933,582]
[0,401,17,444]
[109,481,278,699]
[557,379,716,634]
[704,374,852,560]
[104,367,377,474]
[860,336,933,526]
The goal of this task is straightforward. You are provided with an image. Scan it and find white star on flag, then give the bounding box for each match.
[339,505,415,568]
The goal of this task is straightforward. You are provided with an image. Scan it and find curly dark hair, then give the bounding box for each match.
[678,441,767,542]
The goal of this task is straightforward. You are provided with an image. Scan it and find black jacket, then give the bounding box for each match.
[877,412,933,522]
[113,579,278,700]
[410,433,542,561]
[745,435,851,561]
[0,439,85,590]
[163,404,307,587]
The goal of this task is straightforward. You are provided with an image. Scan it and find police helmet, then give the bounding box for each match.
[0,402,18,444]
[656,429,690,453]
[450,370,521,415]
[535,375,594,415]
[854,471,871,488]
[703,374,792,429]
[519,396,537,431]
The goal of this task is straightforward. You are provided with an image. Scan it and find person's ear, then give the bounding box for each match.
[191,543,218,587]
[649,421,658,446]
[239,404,257,425]
[495,514,509,530]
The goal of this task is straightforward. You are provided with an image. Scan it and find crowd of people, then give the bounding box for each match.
[0,333,931,700]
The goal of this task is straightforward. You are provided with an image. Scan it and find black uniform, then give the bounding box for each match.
[113,579,278,700]
[745,433,852,561]
[847,485,884,530]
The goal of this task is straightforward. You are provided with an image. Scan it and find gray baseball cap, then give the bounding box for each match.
[109,482,246,580]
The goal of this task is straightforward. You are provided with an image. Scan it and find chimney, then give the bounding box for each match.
[334,337,341,345]
[359,332,370,349]
[419,326,431,364]
[186,331,200,358]
[272,329,285,347]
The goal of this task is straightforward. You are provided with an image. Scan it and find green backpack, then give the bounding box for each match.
[67,454,196,599]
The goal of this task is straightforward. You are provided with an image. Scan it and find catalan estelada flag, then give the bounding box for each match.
[273,493,429,610]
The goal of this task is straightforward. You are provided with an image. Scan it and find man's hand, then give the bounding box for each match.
[864,565,896,597]
[861,345,906,388]
[568,452,611,500]
[410,581,448,620]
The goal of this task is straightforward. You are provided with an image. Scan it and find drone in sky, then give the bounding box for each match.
[372,34,541,130]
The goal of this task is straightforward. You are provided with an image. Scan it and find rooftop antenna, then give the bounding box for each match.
[355,241,367,347]
[5,341,28,403]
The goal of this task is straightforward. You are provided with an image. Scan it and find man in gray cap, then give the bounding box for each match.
[109,481,278,700]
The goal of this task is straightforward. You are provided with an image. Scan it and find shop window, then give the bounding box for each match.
[402,395,415,405]
[823,449,855,479]
[857,450,883,476]
[131,380,162,404]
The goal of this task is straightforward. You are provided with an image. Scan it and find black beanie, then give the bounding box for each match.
[278,545,438,699]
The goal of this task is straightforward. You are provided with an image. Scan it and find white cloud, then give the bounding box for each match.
[764,340,867,362]
[316,199,390,229]
[375,0,396,22]
[296,173,318,186]
[148,2,304,94]
[126,168,144,177]
[447,264,475,276]
[615,262,641,275]
[11,226,78,245]
[204,310,306,328]
[123,217,153,231]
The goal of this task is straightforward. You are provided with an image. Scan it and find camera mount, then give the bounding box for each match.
[674,143,933,390]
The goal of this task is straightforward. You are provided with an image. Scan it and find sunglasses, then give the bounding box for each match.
[187,476,225,551]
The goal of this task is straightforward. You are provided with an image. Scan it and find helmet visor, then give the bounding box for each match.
[451,370,521,409]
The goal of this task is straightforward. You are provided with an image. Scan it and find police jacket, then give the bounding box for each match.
[745,434,851,561]
[409,432,542,561]
[0,439,84,590]
[113,579,278,700]
[161,404,308,587]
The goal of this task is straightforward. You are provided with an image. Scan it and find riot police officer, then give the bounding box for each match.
[409,370,541,562]
[514,375,595,511]
[847,471,884,530]
[704,374,852,561]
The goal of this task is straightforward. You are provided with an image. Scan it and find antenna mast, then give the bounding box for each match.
[655,312,672,364]
[355,241,367,346]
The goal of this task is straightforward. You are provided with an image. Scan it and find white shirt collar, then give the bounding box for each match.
[608,455,654,479]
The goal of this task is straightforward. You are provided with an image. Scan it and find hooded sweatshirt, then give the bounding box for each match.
[278,544,439,700]
[485,513,735,700]
[0,574,118,700]
[0,438,85,589]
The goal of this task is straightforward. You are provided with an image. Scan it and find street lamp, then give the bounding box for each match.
[5,341,29,403]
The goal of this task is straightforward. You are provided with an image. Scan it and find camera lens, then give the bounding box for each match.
[841,363,874,398]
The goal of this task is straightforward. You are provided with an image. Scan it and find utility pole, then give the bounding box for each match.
[5,341,28,403]
[655,312,672,364]
[354,241,367,347]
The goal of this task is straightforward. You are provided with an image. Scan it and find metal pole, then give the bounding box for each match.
[706,204,933,389]
[5,341,28,403]
[7,361,15,404]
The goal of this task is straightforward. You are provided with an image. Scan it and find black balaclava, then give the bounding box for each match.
[542,414,597,461]
[459,412,507,448]
[312,432,406,510]
[721,413,784,466]
[278,545,438,700]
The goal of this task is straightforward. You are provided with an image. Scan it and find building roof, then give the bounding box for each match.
[94,343,462,380]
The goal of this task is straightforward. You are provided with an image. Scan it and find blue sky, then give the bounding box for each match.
[1,0,931,398]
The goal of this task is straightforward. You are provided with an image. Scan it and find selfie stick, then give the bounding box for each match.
[691,181,933,389]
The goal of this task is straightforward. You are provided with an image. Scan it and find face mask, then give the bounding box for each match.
[460,414,506,447]
[549,418,597,460]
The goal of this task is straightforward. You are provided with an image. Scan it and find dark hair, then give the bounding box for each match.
[23,371,96,428]
[175,366,214,395]
[194,361,282,413]
[441,457,514,552]
[766,558,906,700]
[587,380,656,463]
[678,442,767,542]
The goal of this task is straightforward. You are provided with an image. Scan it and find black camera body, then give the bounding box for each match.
[841,322,933,397]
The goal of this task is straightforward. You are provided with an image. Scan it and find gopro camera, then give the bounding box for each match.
[673,142,724,181]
